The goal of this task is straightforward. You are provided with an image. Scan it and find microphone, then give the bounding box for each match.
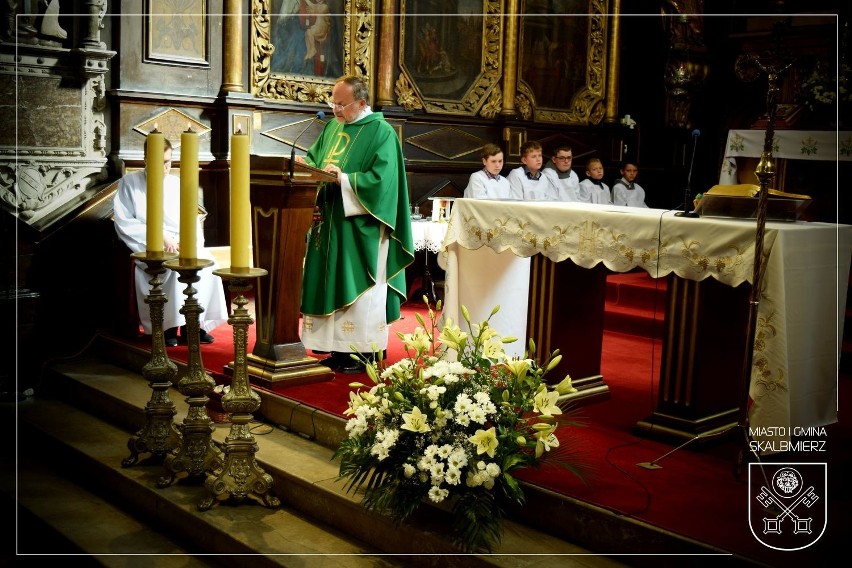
[675,128,701,218]
[289,111,326,180]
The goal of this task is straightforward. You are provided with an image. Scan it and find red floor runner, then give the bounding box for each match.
[118,302,845,565]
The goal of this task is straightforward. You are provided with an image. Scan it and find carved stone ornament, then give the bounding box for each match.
[0,39,114,230]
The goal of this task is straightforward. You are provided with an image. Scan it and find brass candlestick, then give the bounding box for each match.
[123,251,181,467]
[158,258,223,487]
[199,267,280,510]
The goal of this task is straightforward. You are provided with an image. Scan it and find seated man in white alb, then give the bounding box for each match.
[114,138,229,347]
[578,157,612,204]
[542,144,582,202]
[463,143,511,199]
[611,160,649,208]
[507,140,559,201]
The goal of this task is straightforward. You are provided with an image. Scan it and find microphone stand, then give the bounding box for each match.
[675,129,700,217]
[289,111,325,179]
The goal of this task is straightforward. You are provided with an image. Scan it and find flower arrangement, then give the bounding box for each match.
[334,300,586,553]
[797,60,850,114]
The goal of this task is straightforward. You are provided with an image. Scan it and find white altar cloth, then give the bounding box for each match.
[719,129,852,184]
[410,219,448,253]
[440,198,852,447]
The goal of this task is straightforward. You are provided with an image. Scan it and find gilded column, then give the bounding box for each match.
[222,0,244,93]
[500,0,519,117]
[604,1,622,124]
[376,0,397,106]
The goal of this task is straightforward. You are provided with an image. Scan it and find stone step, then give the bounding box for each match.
[8,420,225,567]
[14,353,680,567]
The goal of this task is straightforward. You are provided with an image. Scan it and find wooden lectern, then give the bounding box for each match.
[242,155,337,388]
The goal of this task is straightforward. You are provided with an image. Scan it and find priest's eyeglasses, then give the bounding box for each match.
[327,100,359,112]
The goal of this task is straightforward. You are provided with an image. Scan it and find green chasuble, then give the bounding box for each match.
[300,112,415,323]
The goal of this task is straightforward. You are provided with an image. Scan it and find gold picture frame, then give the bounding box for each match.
[252,0,375,103]
[395,0,503,117]
[518,1,610,125]
[145,0,209,66]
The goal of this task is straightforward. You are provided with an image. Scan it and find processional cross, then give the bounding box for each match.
[732,20,797,476]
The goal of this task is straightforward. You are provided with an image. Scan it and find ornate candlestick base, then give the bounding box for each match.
[199,267,280,510]
[158,258,223,487]
[123,251,182,467]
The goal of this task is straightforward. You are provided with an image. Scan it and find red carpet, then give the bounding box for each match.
[118,293,847,566]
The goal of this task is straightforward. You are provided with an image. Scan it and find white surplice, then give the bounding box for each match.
[113,170,228,334]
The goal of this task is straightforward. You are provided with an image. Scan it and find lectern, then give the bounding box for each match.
[240,155,337,388]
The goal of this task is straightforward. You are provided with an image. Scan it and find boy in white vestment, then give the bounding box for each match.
[507,140,559,201]
[612,160,649,208]
[463,143,511,199]
[542,144,582,202]
[113,138,228,346]
[578,157,612,205]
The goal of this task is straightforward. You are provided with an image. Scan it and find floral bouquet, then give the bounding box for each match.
[334,300,586,553]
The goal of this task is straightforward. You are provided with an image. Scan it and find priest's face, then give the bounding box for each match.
[330,82,365,124]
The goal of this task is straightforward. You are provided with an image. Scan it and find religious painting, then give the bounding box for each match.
[253,0,374,103]
[145,0,209,66]
[518,0,610,124]
[269,0,344,78]
[396,0,502,116]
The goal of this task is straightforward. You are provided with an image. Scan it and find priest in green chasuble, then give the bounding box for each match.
[297,75,415,374]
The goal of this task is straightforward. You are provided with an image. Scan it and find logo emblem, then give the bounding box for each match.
[748,463,827,550]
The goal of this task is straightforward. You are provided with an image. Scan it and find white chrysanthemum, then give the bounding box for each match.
[430,462,445,484]
[455,413,471,427]
[445,466,462,485]
[422,360,475,380]
[428,486,449,503]
[424,444,439,458]
[454,393,473,414]
[437,444,454,459]
[468,405,487,424]
[370,444,390,461]
[448,449,468,469]
[441,373,461,384]
[376,428,399,449]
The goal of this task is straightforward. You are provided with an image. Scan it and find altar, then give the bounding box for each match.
[440,198,852,448]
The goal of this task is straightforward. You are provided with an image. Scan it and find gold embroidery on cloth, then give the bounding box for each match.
[679,239,747,276]
[750,310,784,399]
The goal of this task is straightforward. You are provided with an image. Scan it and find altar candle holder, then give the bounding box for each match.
[123,251,181,467]
[198,266,280,510]
[158,258,223,487]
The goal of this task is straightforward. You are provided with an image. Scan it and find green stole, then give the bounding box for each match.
[301,112,414,323]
